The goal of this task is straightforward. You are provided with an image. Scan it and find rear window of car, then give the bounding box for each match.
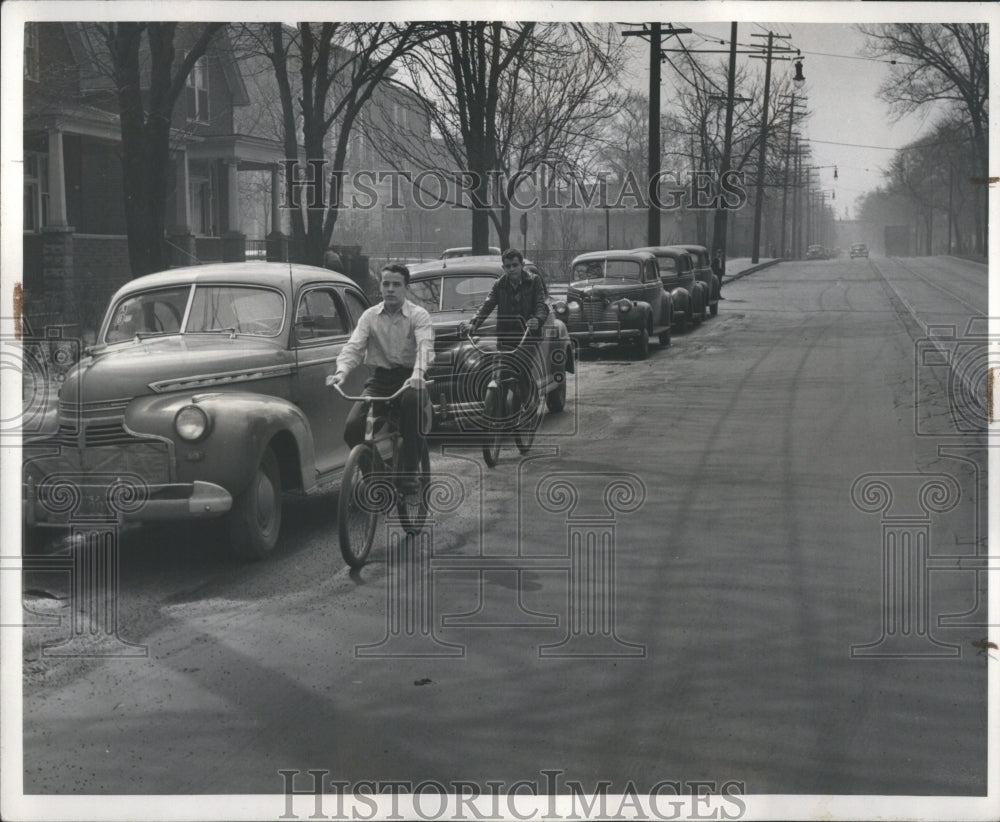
[572,259,641,280]
[656,257,677,274]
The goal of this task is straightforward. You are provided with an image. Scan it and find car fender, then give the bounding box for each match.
[628,300,654,330]
[124,391,317,496]
[667,287,690,317]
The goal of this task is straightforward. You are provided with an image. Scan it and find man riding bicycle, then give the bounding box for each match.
[328,264,433,486]
[459,249,549,414]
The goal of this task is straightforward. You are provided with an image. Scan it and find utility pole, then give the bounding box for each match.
[791,137,800,259]
[623,23,692,247]
[750,32,774,263]
[947,158,954,254]
[779,94,805,258]
[711,22,739,276]
[648,22,661,246]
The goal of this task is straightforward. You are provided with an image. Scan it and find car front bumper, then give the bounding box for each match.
[566,321,641,345]
[23,477,232,527]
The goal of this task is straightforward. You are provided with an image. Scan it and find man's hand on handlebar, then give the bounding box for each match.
[526,318,540,332]
[459,320,479,337]
[325,372,345,388]
[403,374,427,391]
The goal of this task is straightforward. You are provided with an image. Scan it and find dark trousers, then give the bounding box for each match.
[496,335,542,411]
[343,367,424,473]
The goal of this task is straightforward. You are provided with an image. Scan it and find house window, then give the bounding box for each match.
[24,23,39,81]
[185,55,209,122]
[23,151,48,231]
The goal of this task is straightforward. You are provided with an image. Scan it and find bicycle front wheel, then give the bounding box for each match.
[513,384,540,455]
[338,444,383,568]
[396,440,431,535]
[482,387,502,467]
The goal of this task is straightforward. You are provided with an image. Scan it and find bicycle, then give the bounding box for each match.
[462,326,543,467]
[328,381,431,568]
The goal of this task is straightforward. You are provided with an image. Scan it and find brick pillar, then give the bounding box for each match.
[41,225,75,327]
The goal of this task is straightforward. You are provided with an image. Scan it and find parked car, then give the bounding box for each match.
[632,246,708,332]
[849,243,869,259]
[22,262,377,560]
[806,244,828,260]
[407,256,574,427]
[671,244,719,317]
[440,246,502,259]
[555,251,672,360]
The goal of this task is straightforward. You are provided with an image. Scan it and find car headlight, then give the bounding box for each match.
[567,300,580,311]
[616,299,633,313]
[175,404,210,442]
[554,301,568,314]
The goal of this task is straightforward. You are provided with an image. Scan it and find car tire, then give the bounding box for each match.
[547,371,567,413]
[632,328,650,360]
[658,326,671,347]
[228,446,282,561]
[693,293,705,324]
[675,310,689,334]
[710,300,719,317]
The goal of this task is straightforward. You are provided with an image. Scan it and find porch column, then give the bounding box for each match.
[271,164,282,234]
[266,164,288,262]
[167,150,196,267]
[42,127,76,327]
[46,128,68,227]
[222,159,245,262]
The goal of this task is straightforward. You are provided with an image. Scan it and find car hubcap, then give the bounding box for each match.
[254,473,276,531]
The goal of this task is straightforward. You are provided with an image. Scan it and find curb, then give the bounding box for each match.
[722,258,783,285]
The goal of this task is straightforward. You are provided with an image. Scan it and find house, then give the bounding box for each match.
[22,22,287,336]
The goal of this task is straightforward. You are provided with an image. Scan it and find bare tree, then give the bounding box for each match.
[860,23,988,253]
[365,22,622,252]
[237,23,431,267]
[97,22,224,276]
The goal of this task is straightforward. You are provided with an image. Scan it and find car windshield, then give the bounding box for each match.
[104,286,190,343]
[186,286,285,336]
[410,274,497,312]
[408,277,442,312]
[656,257,677,274]
[572,259,641,281]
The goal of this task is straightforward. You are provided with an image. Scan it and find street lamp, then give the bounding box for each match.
[793,56,806,85]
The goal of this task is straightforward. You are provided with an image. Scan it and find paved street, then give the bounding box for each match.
[21,256,988,799]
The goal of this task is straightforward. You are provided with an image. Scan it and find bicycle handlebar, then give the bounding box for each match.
[462,325,532,354]
[327,379,432,403]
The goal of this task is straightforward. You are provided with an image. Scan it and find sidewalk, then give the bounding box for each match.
[723,257,779,283]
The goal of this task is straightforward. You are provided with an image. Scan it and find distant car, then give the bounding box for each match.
[22,262,376,560]
[806,245,827,260]
[631,246,708,332]
[555,250,673,360]
[440,246,502,260]
[671,243,719,317]
[850,243,869,259]
[407,256,574,426]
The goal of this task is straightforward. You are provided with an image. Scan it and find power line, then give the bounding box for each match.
[806,135,971,151]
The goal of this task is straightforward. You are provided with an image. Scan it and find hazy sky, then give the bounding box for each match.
[623,22,944,219]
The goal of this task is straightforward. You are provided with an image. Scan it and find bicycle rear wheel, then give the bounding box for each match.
[338,444,383,568]
[482,386,502,467]
[396,440,431,535]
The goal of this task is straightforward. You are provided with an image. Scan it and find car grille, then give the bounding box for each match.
[580,297,609,324]
[52,420,142,447]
